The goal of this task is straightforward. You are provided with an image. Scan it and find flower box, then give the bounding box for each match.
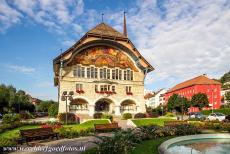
[76,90,85,94]
[126,92,133,95]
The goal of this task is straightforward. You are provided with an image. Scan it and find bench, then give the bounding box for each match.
[20,127,58,144]
[164,120,188,126]
[94,123,121,132]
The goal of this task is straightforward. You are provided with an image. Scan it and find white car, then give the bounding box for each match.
[207,113,225,121]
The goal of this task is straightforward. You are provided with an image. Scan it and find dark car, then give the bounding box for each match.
[189,112,205,120]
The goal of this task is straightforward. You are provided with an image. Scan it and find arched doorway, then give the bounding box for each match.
[95,98,114,113]
[69,98,88,111]
[120,99,136,113]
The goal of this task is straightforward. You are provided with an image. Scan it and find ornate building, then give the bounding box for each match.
[53,16,154,118]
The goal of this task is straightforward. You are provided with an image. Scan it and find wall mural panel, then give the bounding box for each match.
[69,46,138,71]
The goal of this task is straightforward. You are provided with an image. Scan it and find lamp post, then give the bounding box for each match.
[180,95,184,121]
[61,91,74,125]
[212,89,214,114]
[161,105,163,116]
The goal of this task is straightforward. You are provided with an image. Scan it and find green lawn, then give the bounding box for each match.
[64,119,110,131]
[132,118,176,127]
[131,137,173,154]
[0,125,40,139]
[0,119,109,139]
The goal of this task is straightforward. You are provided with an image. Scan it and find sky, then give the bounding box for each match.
[0,0,230,101]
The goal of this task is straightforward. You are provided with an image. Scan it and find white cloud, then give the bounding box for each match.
[6,64,36,74]
[0,0,22,32]
[62,40,75,47]
[125,0,230,89]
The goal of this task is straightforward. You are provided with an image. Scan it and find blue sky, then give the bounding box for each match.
[0,0,230,100]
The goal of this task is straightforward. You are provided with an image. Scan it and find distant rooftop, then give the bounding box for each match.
[167,75,221,93]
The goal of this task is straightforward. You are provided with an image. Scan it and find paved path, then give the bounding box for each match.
[9,119,133,154]
[10,133,113,154]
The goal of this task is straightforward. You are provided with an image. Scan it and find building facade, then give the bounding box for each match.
[165,75,221,112]
[145,89,166,108]
[53,21,154,117]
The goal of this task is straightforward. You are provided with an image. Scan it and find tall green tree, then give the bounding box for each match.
[167,94,190,113]
[225,91,230,103]
[191,93,209,109]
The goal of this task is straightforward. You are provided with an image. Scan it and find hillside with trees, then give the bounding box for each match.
[219,70,230,90]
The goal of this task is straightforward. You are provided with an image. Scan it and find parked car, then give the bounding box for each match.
[206,113,226,121]
[224,114,230,122]
[188,112,205,120]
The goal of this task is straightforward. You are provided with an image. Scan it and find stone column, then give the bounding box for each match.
[115,105,121,116]
[89,105,95,117]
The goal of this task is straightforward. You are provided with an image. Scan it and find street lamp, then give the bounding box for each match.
[212,89,214,114]
[61,91,74,125]
[179,95,184,121]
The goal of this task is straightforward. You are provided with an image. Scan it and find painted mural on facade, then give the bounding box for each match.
[69,46,138,71]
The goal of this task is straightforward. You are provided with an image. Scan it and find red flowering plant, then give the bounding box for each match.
[126,92,133,95]
[76,90,85,94]
[40,121,63,130]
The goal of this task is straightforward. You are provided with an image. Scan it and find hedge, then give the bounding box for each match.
[201,108,230,115]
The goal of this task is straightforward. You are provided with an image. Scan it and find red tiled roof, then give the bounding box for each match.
[144,93,155,99]
[167,75,221,93]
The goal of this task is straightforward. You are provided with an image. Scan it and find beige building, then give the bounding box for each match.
[53,17,154,118]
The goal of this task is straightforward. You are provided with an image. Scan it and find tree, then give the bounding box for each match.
[167,94,190,113]
[48,103,59,117]
[191,93,209,109]
[225,91,230,104]
[37,100,55,112]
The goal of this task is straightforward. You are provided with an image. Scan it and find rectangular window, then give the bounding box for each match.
[126,86,131,93]
[77,65,81,77]
[100,85,104,91]
[81,67,85,78]
[100,68,103,79]
[119,70,122,80]
[127,70,130,80]
[87,68,90,78]
[103,68,107,79]
[107,69,110,79]
[90,67,94,78]
[130,70,133,80]
[95,68,98,78]
[115,69,119,80]
[108,85,111,91]
[112,69,116,79]
[76,84,83,91]
[124,70,127,80]
[104,85,107,91]
[112,86,115,92]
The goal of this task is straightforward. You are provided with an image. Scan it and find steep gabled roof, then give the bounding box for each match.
[167,75,221,93]
[87,22,127,38]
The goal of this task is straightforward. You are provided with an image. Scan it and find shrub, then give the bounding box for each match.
[2,114,20,124]
[58,127,94,139]
[134,113,146,119]
[93,129,141,154]
[201,108,230,115]
[146,111,158,118]
[57,113,76,123]
[0,138,17,147]
[19,112,33,119]
[101,114,113,122]
[136,125,160,140]
[165,112,175,117]
[173,124,200,135]
[48,103,59,117]
[122,113,132,120]
[93,113,102,119]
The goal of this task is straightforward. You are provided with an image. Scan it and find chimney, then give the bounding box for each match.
[123,11,127,37]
